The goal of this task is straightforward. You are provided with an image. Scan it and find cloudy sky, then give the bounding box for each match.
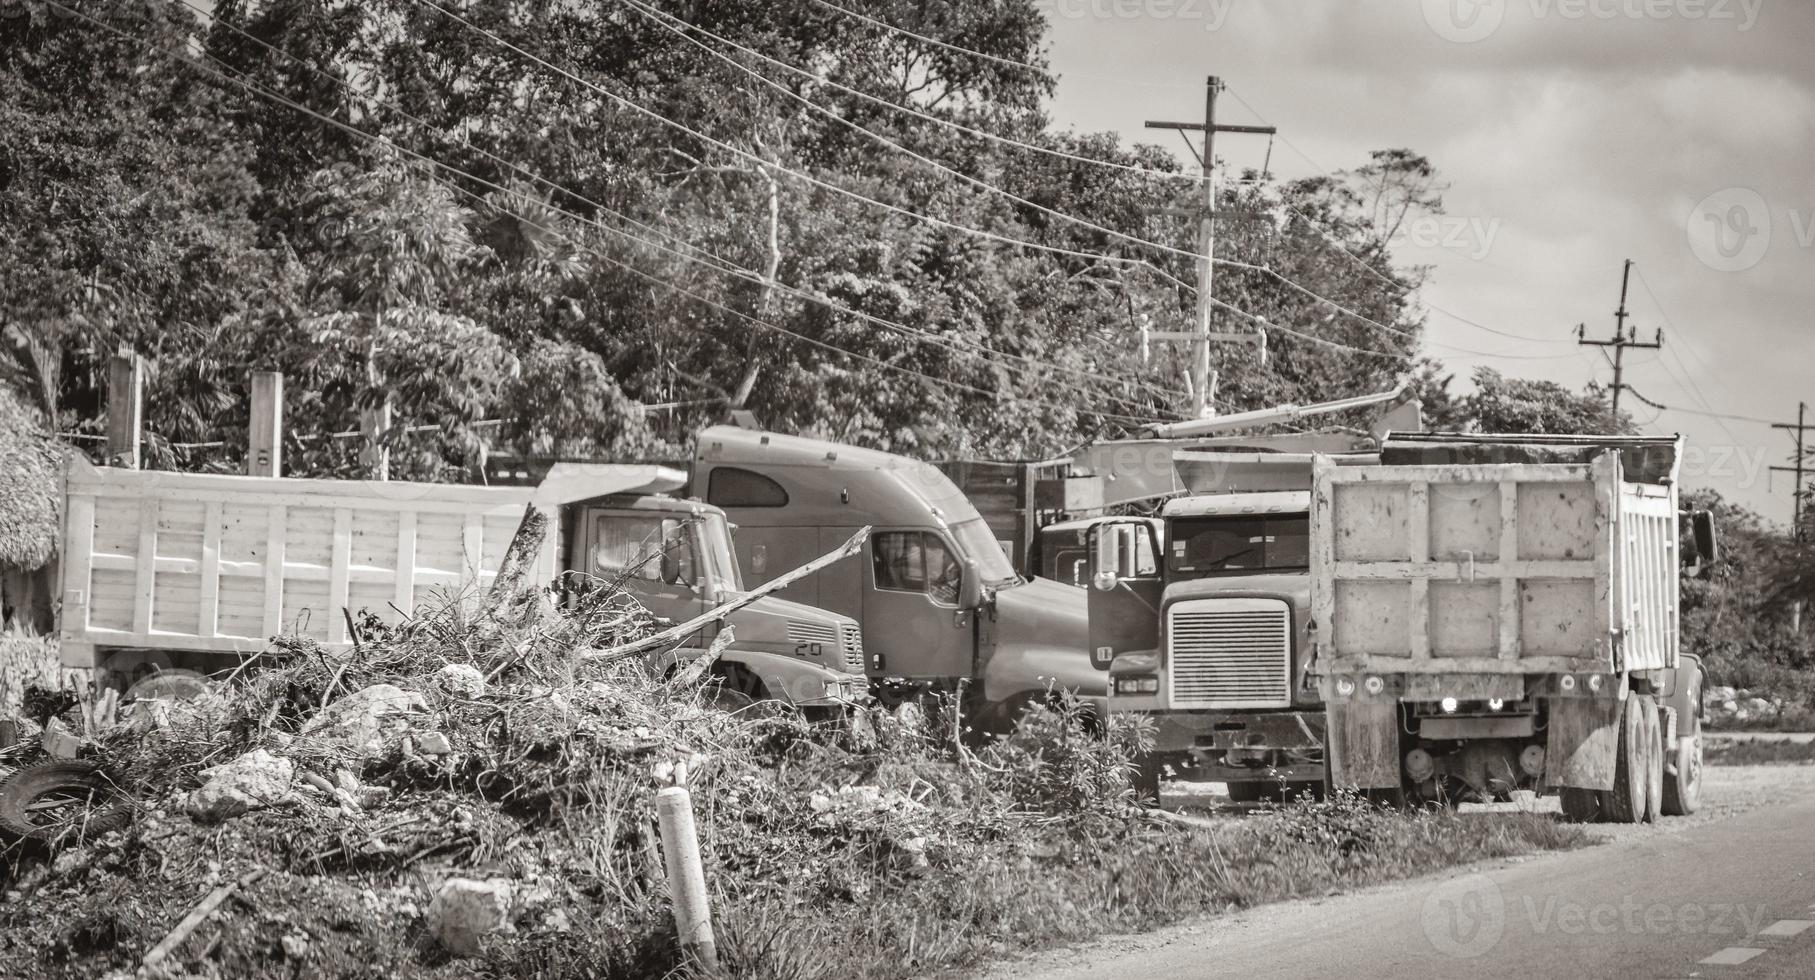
[1038,0,1810,522]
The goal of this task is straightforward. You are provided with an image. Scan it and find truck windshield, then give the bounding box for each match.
[698,514,743,592]
[1168,514,1310,575]
[948,517,1019,585]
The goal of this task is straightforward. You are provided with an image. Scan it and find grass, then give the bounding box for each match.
[709,799,1587,980]
[1704,736,1815,767]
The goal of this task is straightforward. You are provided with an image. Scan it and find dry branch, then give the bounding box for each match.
[582,527,870,665]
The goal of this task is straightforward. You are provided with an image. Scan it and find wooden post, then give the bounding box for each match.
[106,353,144,469]
[247,371,283,477]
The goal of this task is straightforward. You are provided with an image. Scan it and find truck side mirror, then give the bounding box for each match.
[1091,525,1119,592]
[958,559,983,610]
[1691,510,1718,573]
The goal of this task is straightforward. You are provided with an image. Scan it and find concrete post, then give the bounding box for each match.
[655,786,718,972]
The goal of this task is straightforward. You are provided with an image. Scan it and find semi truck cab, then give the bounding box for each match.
[1092,491,1325,800]
[691,426,1102,724]
[563,494,866,711]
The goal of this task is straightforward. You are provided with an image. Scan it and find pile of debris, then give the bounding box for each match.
[0,586,1142,979]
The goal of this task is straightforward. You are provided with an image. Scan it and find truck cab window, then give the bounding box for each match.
[873,531,959,604]
[707,467,789,507]
[1168,515,1310,575]
[593,515,696,585]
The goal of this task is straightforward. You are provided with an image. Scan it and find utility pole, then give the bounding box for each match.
[1576,259,1662,419]
[1771,402,1811,632]
[1770,401,1811,542]
[1145,75,1274,419]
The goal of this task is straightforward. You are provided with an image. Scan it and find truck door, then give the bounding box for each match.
[865,529,971,679]
[580,509,709,639]
[1087,520,1162,669]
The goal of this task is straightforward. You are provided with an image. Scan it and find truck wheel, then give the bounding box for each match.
[1226,781,1281,804]
[1662,733,1703,815]
[1599,693,1652,824]
[1559,787,1601,823]
[706,665,770,713]
[1642,699,1665,823]
[1130,754,1163,807]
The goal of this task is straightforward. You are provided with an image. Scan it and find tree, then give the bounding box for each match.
[1420,366,1633,435]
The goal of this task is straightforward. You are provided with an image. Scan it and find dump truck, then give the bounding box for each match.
[1088,452,1379,802]
[1309,433,1715,820]
[56,456,867,712]
[689,426,1101,727]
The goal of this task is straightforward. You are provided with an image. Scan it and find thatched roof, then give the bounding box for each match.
[0,385,60,569]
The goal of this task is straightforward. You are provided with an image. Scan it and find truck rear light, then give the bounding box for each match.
[1364,676,1385,696]
[1559,675,1577,693]
[1440,697,1459,714]
[1114,676,1160,696]
[1489,698,1505,711]
[1586,674,1604,693]
[1335,677,1356,697]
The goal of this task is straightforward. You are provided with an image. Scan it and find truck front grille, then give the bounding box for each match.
[1167,598,1292,709]
[839,623,865,674]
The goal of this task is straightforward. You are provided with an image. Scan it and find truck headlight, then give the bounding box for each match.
[1114,675,1160,696]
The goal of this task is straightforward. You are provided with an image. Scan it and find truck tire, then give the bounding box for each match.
[0,761,130,844]
[1226,781,1281,804]
[1559,787,1601,822]
[1599,693,1653,824]
[1130,754,1163,807]
[1642,698,1665,824]
[1662,668,1704,816]
[1662,733,1703,816]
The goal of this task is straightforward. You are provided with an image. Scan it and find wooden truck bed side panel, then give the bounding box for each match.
[1312,454,1627,675]
[60,459,557,661]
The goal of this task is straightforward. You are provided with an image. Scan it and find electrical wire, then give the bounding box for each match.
[618,0,1201,183]
[403,0,1194,282]
[55,0,1172,427]
[177,0,1189,410]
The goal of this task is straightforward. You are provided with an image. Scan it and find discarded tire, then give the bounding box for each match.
[125,668,212,702]
[0,760,131,843]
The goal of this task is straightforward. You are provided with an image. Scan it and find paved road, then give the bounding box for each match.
[986,766,1815,980]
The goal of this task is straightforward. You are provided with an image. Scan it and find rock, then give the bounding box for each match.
[281,932,311,959]
[416,731,452,755]
[435,664,486,699]
[39,718,82,760]
[300,685,429,760]
[187,749,295,822]
[1742,697,1775,720]
[427,878,514,956]
[1706,685,1737,704]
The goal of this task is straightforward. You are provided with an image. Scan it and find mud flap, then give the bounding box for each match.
[1545,693,1622,791]
[1325,701,1399,790]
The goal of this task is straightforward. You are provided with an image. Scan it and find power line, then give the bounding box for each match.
[179,0,1188,412]
[402,0,1195,283]
[618,0,1201,184]
[58,1,1170,428]
[620,0,1212,271]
